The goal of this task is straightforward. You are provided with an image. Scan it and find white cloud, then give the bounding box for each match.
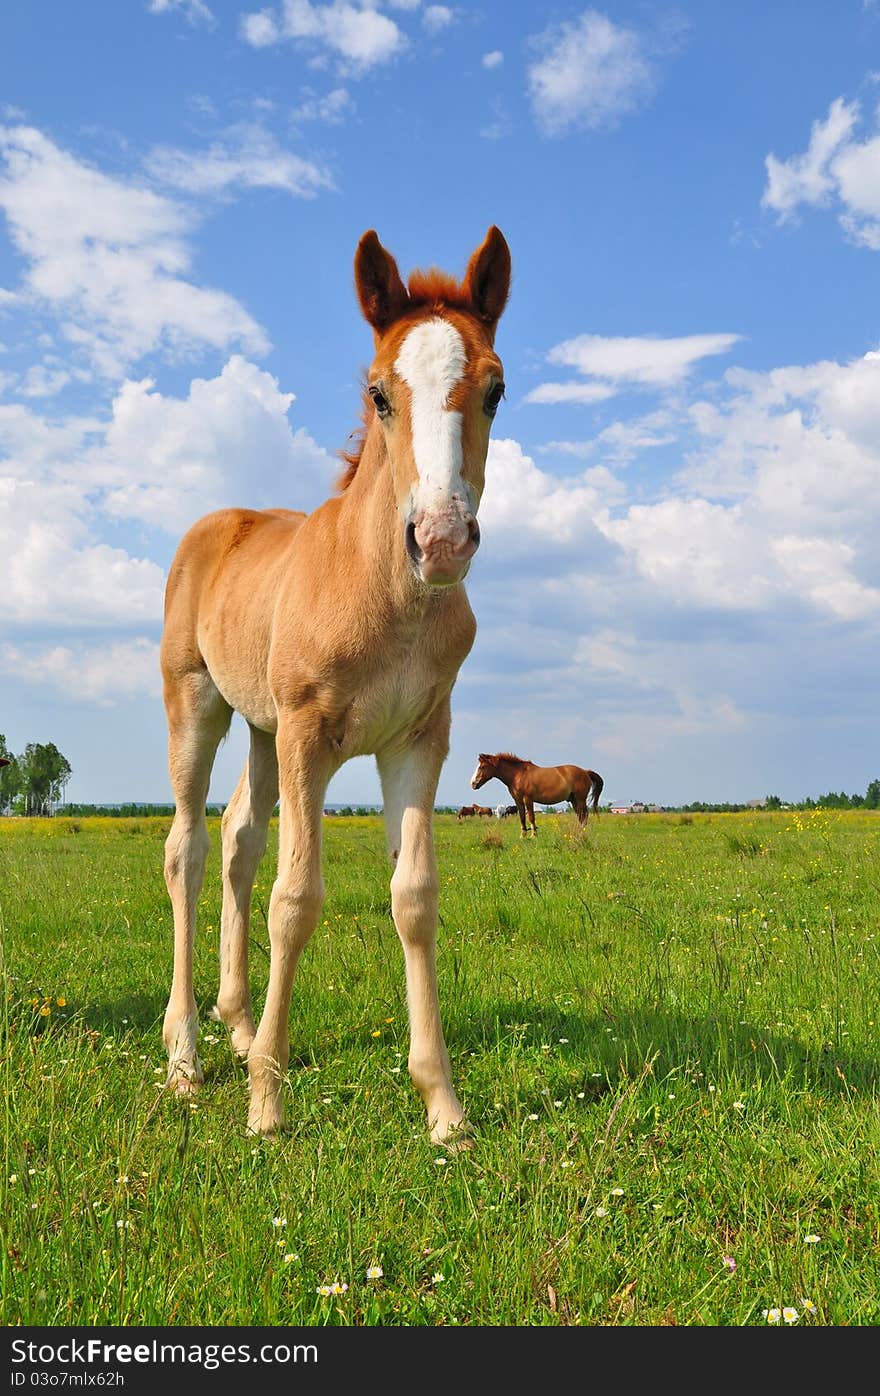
[763,95,880,249]
[240,8,280,45]
[423,5,452,33]
[0,358,335,633]
[482,50,503,70]
[146,124,335,198]
[240,1,406,72]
[0,476,165,627]
[149,0,214,23]
[763,97,858,218]
[291,87,354,123]
[526,332,741,403]
[0,125,269,377]
[91,355,336,533]
[527,9,654,136]
[548,332,742,385]
[1,638,162,704]
[524,380,616,405]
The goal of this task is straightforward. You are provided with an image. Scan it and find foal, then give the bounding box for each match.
[161,227,511,1142]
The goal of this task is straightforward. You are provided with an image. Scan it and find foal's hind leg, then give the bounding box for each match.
[162,671,232,1094]
[212,725,278,1059]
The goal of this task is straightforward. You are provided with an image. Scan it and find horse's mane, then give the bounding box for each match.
[490,752,528,766]
[336,267,475,492]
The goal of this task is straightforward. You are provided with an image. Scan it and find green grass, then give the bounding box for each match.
[2,808,879,1326]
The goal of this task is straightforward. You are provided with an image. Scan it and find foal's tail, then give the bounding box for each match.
[590,771,604,813]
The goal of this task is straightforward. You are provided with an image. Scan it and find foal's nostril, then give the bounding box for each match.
[468,518,481,551]
[405,520,422,565]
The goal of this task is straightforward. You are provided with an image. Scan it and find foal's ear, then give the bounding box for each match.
[463,226,511,339]
[354,230,409,335]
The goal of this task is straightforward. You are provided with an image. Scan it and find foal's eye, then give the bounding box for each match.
[369,385,391,418]
[484,382,505,417]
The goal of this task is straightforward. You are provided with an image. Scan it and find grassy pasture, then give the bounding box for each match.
[1,807,879,1327]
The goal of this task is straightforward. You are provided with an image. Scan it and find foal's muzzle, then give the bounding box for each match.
[405,504,480,586]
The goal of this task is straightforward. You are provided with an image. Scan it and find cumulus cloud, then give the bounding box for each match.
[0,476,165,627]
[91,355,336,533]
[0,124,269,377]
[763,95,880,249]
[423,5,453,33]
[527,9,654,136]
[526,332,741,403]
[145,124,335,198]
[0,357,335,634]
[0,638,162,704]
[239,1,406,73]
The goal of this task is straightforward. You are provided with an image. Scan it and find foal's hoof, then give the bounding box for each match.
[165,1069,202,1097]
[431,1119,475,1154]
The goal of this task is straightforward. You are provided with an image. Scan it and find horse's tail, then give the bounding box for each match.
[590,772,604,813]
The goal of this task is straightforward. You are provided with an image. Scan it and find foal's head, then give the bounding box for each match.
[353,227,511,586]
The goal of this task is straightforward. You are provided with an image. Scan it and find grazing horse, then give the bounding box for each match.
[457,804,477,820]
[471,753,603,837]
[160,226,511,1143]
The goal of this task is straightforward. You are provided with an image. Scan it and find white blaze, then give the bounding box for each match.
[395,318,467,508]
[470,762,481,788]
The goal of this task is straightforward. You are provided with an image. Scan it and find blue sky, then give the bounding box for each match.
[2,0,879,807]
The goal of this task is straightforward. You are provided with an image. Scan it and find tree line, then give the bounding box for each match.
[0,736,72,816]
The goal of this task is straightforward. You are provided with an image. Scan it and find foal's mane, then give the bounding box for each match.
[336,268,477,492]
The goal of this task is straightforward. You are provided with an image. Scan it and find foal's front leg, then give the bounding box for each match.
[379,720,471,1149]
[245,713,330,1136]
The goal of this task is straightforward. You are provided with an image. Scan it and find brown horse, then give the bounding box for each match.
[160,226,511,1142]
[471,753,603,837]
[457,803,492,820]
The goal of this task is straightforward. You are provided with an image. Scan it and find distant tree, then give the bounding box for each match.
[764,794,782,810]
[864,779,880,810]
[20,742,72,816]
[0,734,23,814]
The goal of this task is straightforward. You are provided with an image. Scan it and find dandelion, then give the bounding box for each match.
[371,1030,381,1038]
[783,1307,798,1325]
[366,1264,383,1280]
[722,1256,736,1273]
[762,1308,781,1324]
[56,997,66,1007]
[803,1234,821,1244]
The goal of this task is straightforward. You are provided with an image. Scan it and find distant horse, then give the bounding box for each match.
[160,226,511,1143]
[471,753,603,837]
[457,804,477,820]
